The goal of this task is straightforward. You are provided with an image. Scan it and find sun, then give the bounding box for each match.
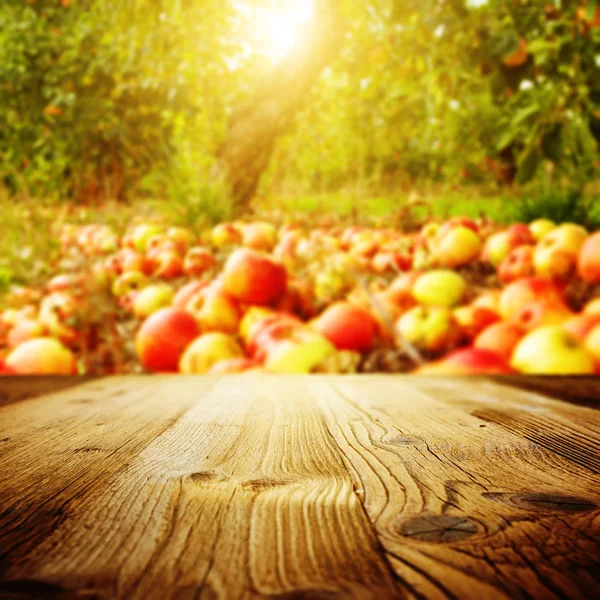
[249,1,314,62]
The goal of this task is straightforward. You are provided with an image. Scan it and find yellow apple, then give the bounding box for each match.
[511,325,595,374]
[412,270,467,308]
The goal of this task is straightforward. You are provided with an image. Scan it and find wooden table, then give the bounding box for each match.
[1,375,599,600]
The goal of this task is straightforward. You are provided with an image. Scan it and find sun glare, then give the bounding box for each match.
[250,1,314,62]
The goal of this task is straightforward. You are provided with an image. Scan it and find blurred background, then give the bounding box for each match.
[1,0,600,223]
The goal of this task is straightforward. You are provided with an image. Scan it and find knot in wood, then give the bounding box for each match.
[398,514,478,543]
[188,470,229,484]
[241,477,291,492]
[483,492,597,512]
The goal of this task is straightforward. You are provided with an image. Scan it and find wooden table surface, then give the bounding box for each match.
[1,375,599,600]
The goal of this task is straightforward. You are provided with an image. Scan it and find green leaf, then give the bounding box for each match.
[516,148,540,185]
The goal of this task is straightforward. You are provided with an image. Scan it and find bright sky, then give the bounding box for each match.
[246,0,314,62]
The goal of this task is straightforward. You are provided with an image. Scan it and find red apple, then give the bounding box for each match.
[152,250,183,279]
[135,308,201,372]
[313,302,379,353]
[222,249,287,306]
[499,277,566,320]
[415,347,516,375]
[183,246,216,277]
[474,322,525,362]
[511,299,573,331]
[498,245,535,283]
[577,231,600,283]
[173,281,209,311]
[453,305,500,341]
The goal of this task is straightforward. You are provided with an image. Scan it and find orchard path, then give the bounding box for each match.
[0,375,599,599]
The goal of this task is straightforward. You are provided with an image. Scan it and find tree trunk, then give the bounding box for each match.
[217,0,346,212]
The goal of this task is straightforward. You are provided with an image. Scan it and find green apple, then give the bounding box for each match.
[529,218,556,242]
[133,283,175,319]
[132,224,163,253]
[179,332,244,374]
[435,226,482,268]
[397,306,462,353]
[264,330,336,373]
[412,270,467,308]
[533,223,588,279]
[511,325,595,374]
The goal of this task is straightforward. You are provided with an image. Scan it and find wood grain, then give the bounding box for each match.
[0,375,599,599]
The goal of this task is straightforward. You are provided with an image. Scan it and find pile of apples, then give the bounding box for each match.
[1,213,599,376]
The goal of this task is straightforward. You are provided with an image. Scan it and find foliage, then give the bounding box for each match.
[0,0,599,203]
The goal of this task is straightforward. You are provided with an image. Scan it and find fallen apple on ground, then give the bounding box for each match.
[3,214,600,376]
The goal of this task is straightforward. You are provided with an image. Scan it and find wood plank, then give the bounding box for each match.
[0,375,404,599]
[312,376,600,600]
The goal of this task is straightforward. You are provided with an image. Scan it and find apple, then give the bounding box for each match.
[6,337,77,375]
[166,226,195,255]
[118,249,151,275]
[47,273,85,295]
[133,283,175,320]
[562,314,600,341]
[482,223,533,266]
[185,284,241,334]
[511,299,573,331]
[273,280,317,320]
[222,249,287,306]
[499,277,565,320]
[135,308,201,372]
[112,271,147,297]
[577,231,600,283]
[242,222,277,251]
[183,246,216,277]
[453,305,500,341]
[511,325,595,374]
[132,224,163,253]
[415,347,515,375]
[435,226,482,268]
[211,222,242,248]
[474,322,525,362]
[7,319,47,348]
[248,314,306,360]
[173,281,209,311]
[584,324,600,367]
[529,218,556,241]
[39,292,83,346]
[397,306,462,354]
[313,302,379,353]
[179,332,244,374]
[152,250,184,279]
[239,306,277,348]
[371,251,412,275]
[533,223,588,280]
[412,270,467,308]
[264,329,337,374]
[436,217,479,240]
[584,298,600,315]
[498,245,535,283]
